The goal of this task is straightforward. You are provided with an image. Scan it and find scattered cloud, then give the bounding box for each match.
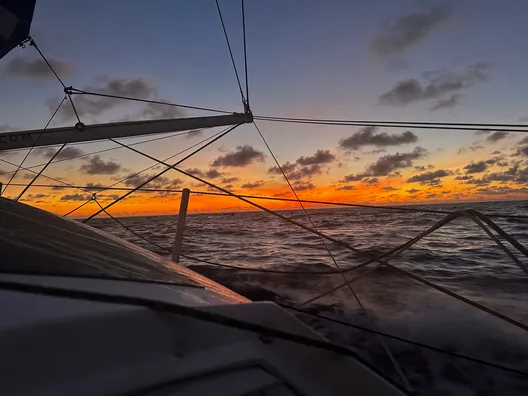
[382,186,398,191]
[185,168,204,177]
[50,77,158,121]
[406,188,420,193]
[407,169,452,185]
[139,100,184,120]
[5,56,74,80]
[369,8,451,56]
[296,149,335,165]
[464,161,488,174]
[475,130,491,136]
[457,142,485,154]
[79,156,121,175]
[362,177,379,185]
[205,169,223,179]
[380,62,492,110]
[430,93,462,111]
[60,193,89,201]
[514,137,528,157]
[342,173,364,182]
[221,176,238,183]
[241,180,265,189]
[363,146,428,177]
[211,145,265,167]
[38,146,84,160]
[336,185,356,191]
[485,131,510,143]
[293,182,316,191]
[120,173,176,189]
[338,126,417,150]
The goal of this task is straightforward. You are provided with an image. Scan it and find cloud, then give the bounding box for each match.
[462,164,528,186]
[457,142,484,154]
[369,8,451,56]
[336,185,356,191]
[205,169,223,179]
[406,188,420,193]
[380,63,492,109]
[382,186,398,191]
[5,56,74,80]
[85,183,104,189]
[293,182,316,191]
[296,149,335,165]
[139,100,184,120]
[221,176,238,183]
[430,93,462,111]
[121,173,177,189]
[79,156,121,175]
[185,168,204,177]
[241,180,265,189]
[268,161,297,175]
[60,193,90,201]
[211,145,265,167]
[407,169,452,186]
[362,177,379,185]
[463,161,488,174]
[38,146,84,160]
[363,147,428,176]
[341,173,364,182]
[474,130,491,136]
[338,126,417,150]
[50,77,158,121]
[455,175,473,181]
[485,131,510,143]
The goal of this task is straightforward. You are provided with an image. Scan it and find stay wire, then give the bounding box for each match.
[215,0,246,105]
[254,121,412,390]
[63,127,221,218]
[81,124,241,221]
[2,96,67,195]
[29,37,66,88]
[241,0,249,108]
[78,206,528,378]
[69,89,233,115]
[254,115,528,132]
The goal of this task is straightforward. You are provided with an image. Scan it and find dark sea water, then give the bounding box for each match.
[90,200,528,396]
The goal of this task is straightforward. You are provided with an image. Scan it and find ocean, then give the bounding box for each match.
[90,200,528,396]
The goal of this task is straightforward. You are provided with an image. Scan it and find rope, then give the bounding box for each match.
[241,0,250,109]
[254,116,528,133]
[215,0,246,105]
[29,38,67,88]
[81,124,241,221]
[278,303,528,377]
[0,279,411,395]
[254,121,411,390]
[69,88,233,114]
[104,138,528,333]
[2,97,67,195]
[62,126,231,219]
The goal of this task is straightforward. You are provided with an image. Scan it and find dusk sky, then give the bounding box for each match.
[1,0,528,216]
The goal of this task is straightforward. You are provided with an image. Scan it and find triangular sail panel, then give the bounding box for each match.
[0,0,36,60]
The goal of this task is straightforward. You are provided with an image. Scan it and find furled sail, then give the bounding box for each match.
[0,0,36,60]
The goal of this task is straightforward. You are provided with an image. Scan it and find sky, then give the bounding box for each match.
[0,0,527,217]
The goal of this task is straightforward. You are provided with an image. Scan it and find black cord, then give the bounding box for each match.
[215,0,246,105]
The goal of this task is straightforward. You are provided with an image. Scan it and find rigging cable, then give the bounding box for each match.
[215,0,246,105]
[101,140,528,333]
[69,88,233,114]
[2,97,67,194]
[254,115,528,133]
[254,121,412,391]
[81,124,242,221]
[241,0,250,109]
